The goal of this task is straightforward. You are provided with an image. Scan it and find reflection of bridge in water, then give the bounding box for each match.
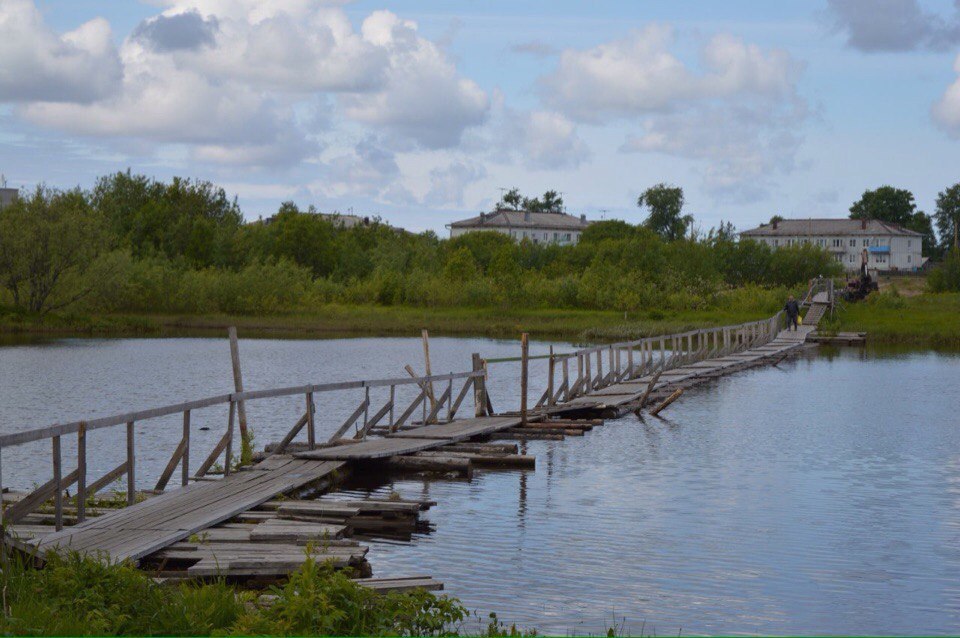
[1,284,834,588]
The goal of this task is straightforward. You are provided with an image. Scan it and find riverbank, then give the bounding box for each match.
[0,304,774,342]
[835,292,960,345]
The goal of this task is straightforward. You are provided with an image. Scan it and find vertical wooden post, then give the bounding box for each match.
[562,356,570,401]
[306,392,316,448]
[77,422,87,523]
[389,384,396,425]
[182,410,191,487]
[52,436,62,531]
[574,354,583,397]
[446,377,454,422]
[472,353,485,417]
[596,350,603,388]
[583,353,593,394]
[660,336,666,366]
[520,333,529,426]
[547,346,556,407]
[627,346,634,379]
[224,401,235,477]
[227,327,250,447]
[422,329,437,413]
[126,421,136,506]
[363,386,371,429]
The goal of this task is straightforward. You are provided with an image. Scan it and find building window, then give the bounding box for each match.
[863,239,869,246]
[850,239,856,247]
[849,254,856,263]
[907,255,911,263]
[908,240,912,247]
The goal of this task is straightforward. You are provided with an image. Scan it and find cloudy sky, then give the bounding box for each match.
[2,0,960,233]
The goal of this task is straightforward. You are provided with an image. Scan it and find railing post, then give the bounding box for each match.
[52,436,62,530]
[576,354,584,397]
[446,377,454,422]
[126,421,135,506]
[520,333,529,426]
[77,422,87,523]
[627,346,634,379]
[306,392,316,449]
[224,400,235,477]
[389,384,396,425]
[562,356,570,401]
[228,327,250,449]
[584,351,592,394]
[547,346,556,407]
[472,353,485,417]
[182,410,191,487]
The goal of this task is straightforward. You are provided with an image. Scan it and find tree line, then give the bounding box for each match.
[12,171,955,318]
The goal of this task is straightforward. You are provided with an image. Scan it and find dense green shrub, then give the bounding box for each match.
[928,250,960,292]
[0,551,468,636]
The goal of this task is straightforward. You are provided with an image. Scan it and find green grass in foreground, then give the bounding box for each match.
[836,292,960,345]
[1,550,526,636]
[0,304,774,342]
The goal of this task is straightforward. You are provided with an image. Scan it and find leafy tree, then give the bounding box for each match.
[906,211,938,258]
[769,214,785,225]
[935,183,960,254]
[0,186,106,313]
[848,186,916,226]
[637,183,692,241]
[501,188,522,210]
[93,171,242,267]
[523,190,564,213]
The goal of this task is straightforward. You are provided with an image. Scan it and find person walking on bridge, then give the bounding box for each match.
[784,295,800,331]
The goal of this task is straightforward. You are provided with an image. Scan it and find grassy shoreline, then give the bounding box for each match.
[834,292,960,345]
[3,292,959,345]
[0,304,777,342]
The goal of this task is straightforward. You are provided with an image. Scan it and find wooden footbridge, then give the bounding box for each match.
[0,283,836,582]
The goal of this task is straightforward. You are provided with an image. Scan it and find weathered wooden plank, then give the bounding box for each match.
[295,437,448,460]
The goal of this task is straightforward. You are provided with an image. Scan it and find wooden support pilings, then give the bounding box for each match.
[650,388,684,416]
[228,327,250,447]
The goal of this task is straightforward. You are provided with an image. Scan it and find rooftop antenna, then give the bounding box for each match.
[498,187,507,208]
[599,208,610,220]
[0,174,6,188]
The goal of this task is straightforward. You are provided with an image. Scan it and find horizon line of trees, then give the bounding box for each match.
[1,171,958,317]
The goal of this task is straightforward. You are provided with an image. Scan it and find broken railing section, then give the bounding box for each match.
[0,364,490,534]
[482,311,788,418]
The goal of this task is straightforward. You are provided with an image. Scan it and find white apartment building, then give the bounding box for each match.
[740,218,924,272]
[447,209,592,245]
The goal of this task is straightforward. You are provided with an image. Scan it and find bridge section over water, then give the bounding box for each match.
[0,286,833,566]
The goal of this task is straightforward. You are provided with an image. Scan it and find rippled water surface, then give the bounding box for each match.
[2,338,959,635]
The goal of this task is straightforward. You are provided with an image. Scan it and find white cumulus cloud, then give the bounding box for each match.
[0,0,122,103]
[542,25,806,201]
[933,53,960,137]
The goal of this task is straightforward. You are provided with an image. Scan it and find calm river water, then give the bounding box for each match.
[1,337,959,635]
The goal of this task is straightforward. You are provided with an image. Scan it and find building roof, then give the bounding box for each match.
[740,218,922,237]
[448,209,591,232]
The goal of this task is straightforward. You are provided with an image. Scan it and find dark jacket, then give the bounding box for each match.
[784,299,800,317]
